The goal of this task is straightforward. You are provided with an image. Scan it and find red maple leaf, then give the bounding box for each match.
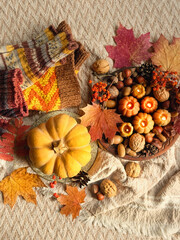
[0,118,31,161]
[80,103,123,141]
[105,24,152,68]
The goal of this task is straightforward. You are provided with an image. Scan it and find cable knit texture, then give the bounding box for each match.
[0,1,179,240]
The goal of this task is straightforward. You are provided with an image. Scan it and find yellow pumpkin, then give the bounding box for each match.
[27,114,91,178]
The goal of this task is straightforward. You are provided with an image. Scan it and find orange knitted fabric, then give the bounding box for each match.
[23,21,90,112]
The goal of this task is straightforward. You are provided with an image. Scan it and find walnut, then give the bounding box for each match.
[129,133,145,152]
[100,179,117,198]
[91,59,110,74]
[153,87,170,102]
[125,162,141,178]
[109,86,119,99]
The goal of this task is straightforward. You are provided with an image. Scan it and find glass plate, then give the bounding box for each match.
[27,110,98,182]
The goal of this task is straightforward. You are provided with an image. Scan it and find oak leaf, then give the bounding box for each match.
[0,167,46,208]
[58,185,86,220]
[80,103,122,141]
[105,24,152,68]
[151,35,180,74]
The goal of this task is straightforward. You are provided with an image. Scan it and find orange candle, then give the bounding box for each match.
[141,97,158,113]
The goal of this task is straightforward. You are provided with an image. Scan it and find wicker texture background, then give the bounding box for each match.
[0,0,180,239]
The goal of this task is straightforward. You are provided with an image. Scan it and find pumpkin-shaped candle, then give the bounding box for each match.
[141,97,158,113]
[132,84,145,99]
[133,112,154,134]
[119,122,133,137]
[153,109,171,126]
[118,96,140,117]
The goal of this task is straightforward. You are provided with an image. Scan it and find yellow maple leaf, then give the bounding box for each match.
[151,35,180,74]
[0,167,46,208]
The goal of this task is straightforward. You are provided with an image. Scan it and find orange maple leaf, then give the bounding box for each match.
[80,103,122,141]
[151,35,180,74]
[0,167,46,208]
[58,185,86,220]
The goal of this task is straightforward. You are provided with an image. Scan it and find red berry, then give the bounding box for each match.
[53,193,59,198]
[53,181,57,185]
[96,192,105,201]
[52,175,56,180]
[50,183,54,188]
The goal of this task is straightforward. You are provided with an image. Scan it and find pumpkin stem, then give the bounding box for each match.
[52,139,68,154]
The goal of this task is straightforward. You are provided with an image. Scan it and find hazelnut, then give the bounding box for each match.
[145,86,152,95]
[116,81,124,90]
[125,162,141,178]
[137,76,146,84]
[109,86,119,99]
[122,69,132,78]
[96,192,105,201]
[153,87,170,102]
[145,132,154,143]
[91,184,99,194]
[124,77,133,86]
[129,133,145,152]
[91,59,110,74]
[161,100,170,109]
[100,179,117,198]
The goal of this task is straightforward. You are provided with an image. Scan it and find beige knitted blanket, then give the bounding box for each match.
[0,1,180,240]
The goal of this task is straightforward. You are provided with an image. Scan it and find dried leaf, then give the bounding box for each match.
[0,167,46,208]
[58,185,86,220]
[80,103,122,141]
[0,118,31,161]
[105,24,152,68]
[151,35,180,74]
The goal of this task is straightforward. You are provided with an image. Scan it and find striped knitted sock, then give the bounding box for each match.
[0,30,78,90]
[23,21,90,112]
[0,69,28,118]
[0,25,58,54]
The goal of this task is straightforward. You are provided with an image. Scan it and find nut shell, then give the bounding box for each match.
[153,87,170,102]
[125,162,141,178]
[100,179,117,198]
[92,59,110,74]
[109,86,119,99]
[129,133,145,152]
[117,143,126,157]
